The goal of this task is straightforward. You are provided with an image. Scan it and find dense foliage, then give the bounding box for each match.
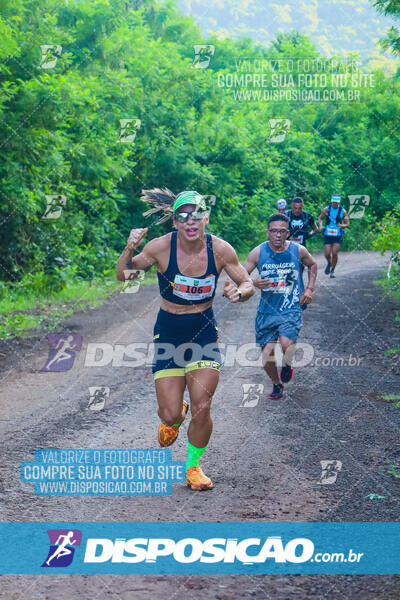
[0,0,399,295]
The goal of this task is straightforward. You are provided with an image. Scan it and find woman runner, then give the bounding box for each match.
[116,189,254,490]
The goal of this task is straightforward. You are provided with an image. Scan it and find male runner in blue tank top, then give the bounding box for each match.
[243,213,317,400]
[318,194,350,278]
[116,190,254,490]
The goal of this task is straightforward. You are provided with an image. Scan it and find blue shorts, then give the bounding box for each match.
[255,311,303,346]
[324,235,343,245]
[152,308,221,379]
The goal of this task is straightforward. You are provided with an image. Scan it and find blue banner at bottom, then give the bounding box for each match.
[0,522,398,574]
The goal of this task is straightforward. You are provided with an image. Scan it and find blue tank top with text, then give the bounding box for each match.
[257,241,305,314]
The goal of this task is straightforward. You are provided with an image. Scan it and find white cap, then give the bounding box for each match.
[277,199,287,210]
[331,195,341,203]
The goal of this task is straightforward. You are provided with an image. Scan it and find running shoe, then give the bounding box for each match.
[268,383,284,400]
[324,260,331,275]
[186,466,213,490]
[280,365,294,383]
[330,269,336,278]
[158,400,189,447]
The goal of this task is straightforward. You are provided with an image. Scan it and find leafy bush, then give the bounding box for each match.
[0,0,399,296]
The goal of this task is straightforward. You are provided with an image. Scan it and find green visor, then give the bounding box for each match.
[173,191,207,213]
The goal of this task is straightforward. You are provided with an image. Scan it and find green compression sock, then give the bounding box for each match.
[186,442,207,470]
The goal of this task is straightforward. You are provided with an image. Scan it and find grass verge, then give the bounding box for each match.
[0,271,158,340]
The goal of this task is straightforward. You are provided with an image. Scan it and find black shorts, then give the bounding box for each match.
[324,235,343,245]
[152,307,221,379]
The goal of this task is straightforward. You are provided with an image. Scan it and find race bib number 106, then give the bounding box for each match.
[173,274,215,300]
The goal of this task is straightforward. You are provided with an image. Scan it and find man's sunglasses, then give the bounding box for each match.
[174,210,207,223]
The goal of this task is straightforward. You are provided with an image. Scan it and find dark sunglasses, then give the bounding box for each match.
[174,210,207,223]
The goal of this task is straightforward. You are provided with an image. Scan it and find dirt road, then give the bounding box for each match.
[0,251,399,598]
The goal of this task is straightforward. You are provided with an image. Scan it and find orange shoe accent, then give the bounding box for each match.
[158,401,189,447]
[186,466,213,490]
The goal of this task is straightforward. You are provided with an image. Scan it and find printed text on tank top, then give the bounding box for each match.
[257,241,305,312]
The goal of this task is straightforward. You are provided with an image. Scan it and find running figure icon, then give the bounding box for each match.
[41,333,82,372]
[45,531,77,566]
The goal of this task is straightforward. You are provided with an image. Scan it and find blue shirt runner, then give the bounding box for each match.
[257,241,305,315]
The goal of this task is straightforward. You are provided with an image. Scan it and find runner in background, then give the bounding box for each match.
[318,194,350,278]
[277,199,287,214]
[243,213,317,400]
[286,197,318,248]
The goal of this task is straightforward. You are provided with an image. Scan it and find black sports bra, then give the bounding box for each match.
[157,232,219,305]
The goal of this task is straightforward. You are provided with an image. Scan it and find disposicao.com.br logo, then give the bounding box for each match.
[0,522,394,574]
[83,536,363,565]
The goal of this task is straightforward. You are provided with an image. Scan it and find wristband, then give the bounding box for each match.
[238,289,243,302]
